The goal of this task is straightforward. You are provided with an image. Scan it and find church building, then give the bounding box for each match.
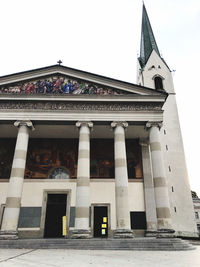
[0,4,198,239]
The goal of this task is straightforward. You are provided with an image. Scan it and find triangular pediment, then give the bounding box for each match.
[0,65,167,97]
[0,73,132,96]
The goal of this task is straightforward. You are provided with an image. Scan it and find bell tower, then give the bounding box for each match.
[137,4,198,237]
[137,4,174,94]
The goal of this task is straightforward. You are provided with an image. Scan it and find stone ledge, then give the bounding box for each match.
[71,229,92,239]
[114,229,134,239]
[0,230,18,240]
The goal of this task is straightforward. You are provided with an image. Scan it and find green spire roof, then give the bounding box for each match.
[139,4,160,68]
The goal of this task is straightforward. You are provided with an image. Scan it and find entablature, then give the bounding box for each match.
[0,109,164,122]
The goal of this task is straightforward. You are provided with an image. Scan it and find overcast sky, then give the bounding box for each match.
[0,0,200,195]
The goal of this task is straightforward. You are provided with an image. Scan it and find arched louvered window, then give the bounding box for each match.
[154,76,163,90]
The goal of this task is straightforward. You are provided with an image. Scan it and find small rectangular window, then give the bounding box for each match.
[166,145,168,151]
[195,212,199,219]
[169,166,171,172]
[174,207,177,213]
[172,186,174,192]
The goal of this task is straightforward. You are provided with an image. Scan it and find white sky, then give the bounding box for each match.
[0,0,200,196]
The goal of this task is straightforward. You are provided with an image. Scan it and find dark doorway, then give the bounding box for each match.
[130,211,147,230]
[44,194,67,238]
[93,206,108,238]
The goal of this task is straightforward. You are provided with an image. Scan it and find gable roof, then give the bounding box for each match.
[0,64,167,97]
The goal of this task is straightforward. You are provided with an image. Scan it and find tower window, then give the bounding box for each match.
[154,76,163,90]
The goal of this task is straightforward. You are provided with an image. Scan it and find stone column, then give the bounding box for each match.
[111,121,133,238]
[0,120,34,240]
[146,122,174,237]
[140,139,157,236]
[72,121,93,238]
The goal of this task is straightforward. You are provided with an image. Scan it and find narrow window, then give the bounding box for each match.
[174,207,177,213]
[154,76,163,90]
[166,145,168,151]
[164,130,166,135]
[169,166,171,172]
[0,205,5,228]
[172,186,174,192]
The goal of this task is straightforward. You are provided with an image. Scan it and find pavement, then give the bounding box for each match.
[0,246,200,267]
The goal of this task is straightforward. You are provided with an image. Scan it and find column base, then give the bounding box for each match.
[145,230,158,237]
[156,229,175,238]
[0,230,18,240]
[114,229,134,239]
[71,229,92,239]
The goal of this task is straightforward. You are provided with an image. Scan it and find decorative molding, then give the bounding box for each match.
[152,74,165,81]
[111,121,128,129]
[0,111,164,122]
[76,121,93,129]
[0,101,163,112]
[14,120,35,131]
[146,121,163,130]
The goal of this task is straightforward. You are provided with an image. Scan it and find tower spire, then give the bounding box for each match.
[139,4,160,68]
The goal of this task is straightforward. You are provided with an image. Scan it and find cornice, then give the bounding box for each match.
[0,110,164,122]
[0,94,166,103]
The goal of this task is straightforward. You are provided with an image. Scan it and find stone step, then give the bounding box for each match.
[0,239,190,244]
[0,238,195,251]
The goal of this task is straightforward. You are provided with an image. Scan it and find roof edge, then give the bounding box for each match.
[0,64,168,96]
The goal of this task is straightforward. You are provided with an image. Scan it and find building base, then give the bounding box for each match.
[0,230,18,240]
[0,237,195,250]
[156,229,175,238]
[176,231,199,238]
[114,229,134,238]
[71,229,92,239]
[145,230,158,237]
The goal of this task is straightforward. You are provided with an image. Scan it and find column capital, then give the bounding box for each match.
[146,121,162,130]
[76,121,93,129]
[111,121,128,129]
[139,138,149,147]
[14,120,35,131]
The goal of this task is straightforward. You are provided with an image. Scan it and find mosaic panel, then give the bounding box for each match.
[0,138,143,179]
[0,139,15,179]
[0,75,127,95]
[25,139,78,179]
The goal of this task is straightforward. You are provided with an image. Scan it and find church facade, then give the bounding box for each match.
[0,5,198,239]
